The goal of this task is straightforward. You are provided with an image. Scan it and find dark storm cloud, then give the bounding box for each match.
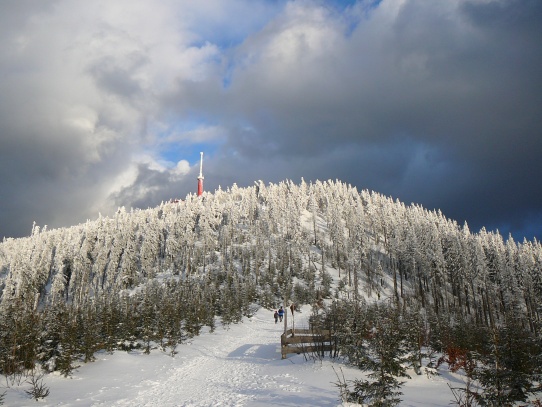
[109,162,195,210]
[161,0,542,240]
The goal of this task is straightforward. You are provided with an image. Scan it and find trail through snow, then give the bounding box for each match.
[109,309,329,407]
[5,306,454,406]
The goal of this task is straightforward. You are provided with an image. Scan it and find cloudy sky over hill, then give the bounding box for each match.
[1,0,541,241]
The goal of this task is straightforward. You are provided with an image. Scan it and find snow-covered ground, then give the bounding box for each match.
[4,306,456,406]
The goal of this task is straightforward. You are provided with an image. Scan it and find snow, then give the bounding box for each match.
[4,306,457,407]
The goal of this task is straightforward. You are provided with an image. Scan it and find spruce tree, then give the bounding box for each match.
[474,315,540,405]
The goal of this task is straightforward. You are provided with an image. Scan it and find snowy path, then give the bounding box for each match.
[6,307,343,406]
[5,306,455,406]
[110,311,316,407]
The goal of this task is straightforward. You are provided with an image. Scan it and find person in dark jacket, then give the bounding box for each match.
[274,310,279,324]
[278,306,284,322]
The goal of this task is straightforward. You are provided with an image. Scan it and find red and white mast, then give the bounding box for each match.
[197,152,204,196]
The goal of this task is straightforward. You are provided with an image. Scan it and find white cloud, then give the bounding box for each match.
[0,0,241,236]
[172,160,191,178]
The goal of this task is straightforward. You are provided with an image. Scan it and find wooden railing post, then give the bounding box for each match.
[280,328,333,359]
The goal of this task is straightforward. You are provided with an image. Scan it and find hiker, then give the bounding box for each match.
[274,310,279,324]
[278,306,284,322]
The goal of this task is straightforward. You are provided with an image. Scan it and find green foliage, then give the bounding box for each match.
[401,305,428,375]
[320,271,333,298]
[0,301,40,376]
[347,305,410,406]
[348,375,404,407]
[326,297,542,406]
[325,300,410,406]
[54,313,80,377]
[472,317,541,405]
[76,304,102,363]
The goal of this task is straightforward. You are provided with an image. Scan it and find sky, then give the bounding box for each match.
[1,0,541,241]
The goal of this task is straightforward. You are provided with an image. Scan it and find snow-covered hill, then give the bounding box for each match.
[1,179,541,406]
[4,305,457,407]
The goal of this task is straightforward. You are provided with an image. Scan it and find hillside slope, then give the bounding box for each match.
[2,179,540,320]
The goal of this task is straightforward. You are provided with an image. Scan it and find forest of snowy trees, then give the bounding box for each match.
[1,179,541,405]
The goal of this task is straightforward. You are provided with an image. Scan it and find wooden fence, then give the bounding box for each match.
[280,328,334,359]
